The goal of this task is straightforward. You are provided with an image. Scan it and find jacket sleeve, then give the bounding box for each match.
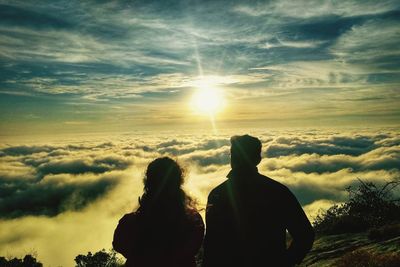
[202,192,221,267]
[284,189,315,265]
[190,211,205,255]
[182,210,205,257]
[112,213,135,258]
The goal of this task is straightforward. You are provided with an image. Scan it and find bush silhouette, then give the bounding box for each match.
[74,249,124,267]
[0,255,42,267]
[314,178,400,234]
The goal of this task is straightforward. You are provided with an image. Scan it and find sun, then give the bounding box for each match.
[190,77,225,115]
[192,88,222,114]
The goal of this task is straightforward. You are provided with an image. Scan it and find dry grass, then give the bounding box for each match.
[335,249,400,267]
[368,223,400,241]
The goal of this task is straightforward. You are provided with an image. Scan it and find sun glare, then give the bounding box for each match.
[190,77,225,115]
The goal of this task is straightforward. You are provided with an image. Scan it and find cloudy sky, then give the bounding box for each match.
[0,0,399,135]
[0,0,400,266]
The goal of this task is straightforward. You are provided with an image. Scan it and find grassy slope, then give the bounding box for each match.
[300,232,400,266]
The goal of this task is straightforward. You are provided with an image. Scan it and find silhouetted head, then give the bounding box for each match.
[143,157,183,199]
[230,135,262,170]
[138,157,194,214]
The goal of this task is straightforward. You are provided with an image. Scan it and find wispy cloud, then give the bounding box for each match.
[233,0,399,18]
[331,19,400,66]
[0,0,399,130]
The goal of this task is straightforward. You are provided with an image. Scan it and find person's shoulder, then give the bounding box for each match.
[208,180,229,199]
[118,211,138,225]
[186,208,201,217]
[257,173,291,194]
[186,208,204,225]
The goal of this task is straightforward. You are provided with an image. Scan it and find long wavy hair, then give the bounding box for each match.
[137,157,195,217]
[132,157,197,253]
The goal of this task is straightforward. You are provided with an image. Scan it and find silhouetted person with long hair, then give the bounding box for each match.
[113,157,204,267]
[203,135,314,267]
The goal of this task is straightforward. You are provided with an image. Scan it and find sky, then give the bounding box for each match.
[0,1,400,266]
[0,0,399,135]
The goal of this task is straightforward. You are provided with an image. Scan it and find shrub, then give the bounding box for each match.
[74,249,124,267]
[0,255,42,267]
[314,179,400,235]
[335,249,400,267]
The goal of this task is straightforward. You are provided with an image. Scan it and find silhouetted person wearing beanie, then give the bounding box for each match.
[203,135,314,267]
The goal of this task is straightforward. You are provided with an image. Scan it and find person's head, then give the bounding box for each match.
[143,157,183,200]
[230,135,262,170]
[139,157,193,213]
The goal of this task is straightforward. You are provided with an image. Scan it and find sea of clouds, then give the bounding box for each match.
[0,127,399,266]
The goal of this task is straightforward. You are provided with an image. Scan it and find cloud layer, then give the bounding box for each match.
[0,128,399,266]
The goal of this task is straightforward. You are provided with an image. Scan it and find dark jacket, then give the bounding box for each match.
[113,208,204,267]
[202,169,314,267]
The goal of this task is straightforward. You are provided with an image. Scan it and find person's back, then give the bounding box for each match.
[114,207,204,267]
[202,135,314,267]
[113,157,204,267]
